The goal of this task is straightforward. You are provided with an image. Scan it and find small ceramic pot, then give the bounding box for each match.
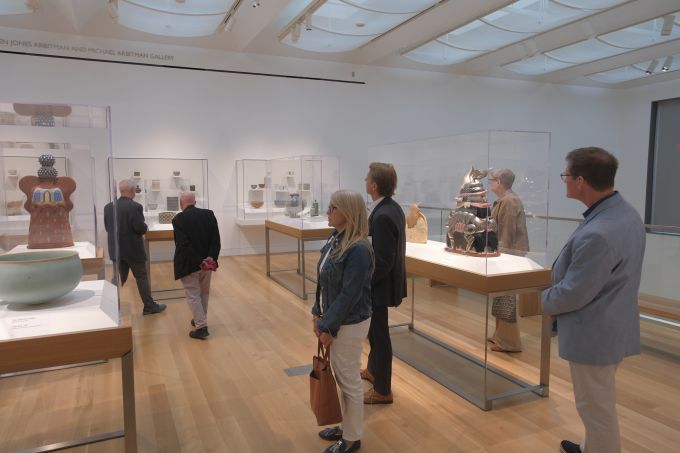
[0,251,83,304]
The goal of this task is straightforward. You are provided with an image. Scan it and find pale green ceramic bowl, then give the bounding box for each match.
[0,250,83,304]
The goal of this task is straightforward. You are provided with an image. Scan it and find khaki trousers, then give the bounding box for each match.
[330,318,371,442]
[569,361,621,453]
[181,270,212,329]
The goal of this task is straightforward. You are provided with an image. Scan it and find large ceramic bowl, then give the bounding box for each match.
[0,250,83,304]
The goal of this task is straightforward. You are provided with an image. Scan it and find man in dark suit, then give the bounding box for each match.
[104,179,166,315]
[362,162,406,404]
[173,191,221,340]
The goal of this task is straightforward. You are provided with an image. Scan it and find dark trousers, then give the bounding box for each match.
[367,303,392,395]
[116,259,155,308]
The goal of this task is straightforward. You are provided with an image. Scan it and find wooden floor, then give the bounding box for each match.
[1,254,680,452]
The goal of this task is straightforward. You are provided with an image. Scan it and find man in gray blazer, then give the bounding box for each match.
[104,179,166,315]
[542,147,645,453]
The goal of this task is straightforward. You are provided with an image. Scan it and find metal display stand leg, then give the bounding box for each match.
[12,351,137,453]
[122,350,138,452]
[390,276,549,411]
[144,238,183,301]
[266,232,318,300]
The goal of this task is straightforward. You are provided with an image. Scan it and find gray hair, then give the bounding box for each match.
[119,179,135,193]
[489,168,515,189]
[180,191,196,206]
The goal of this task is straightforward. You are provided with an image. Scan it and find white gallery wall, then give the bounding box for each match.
[0,32,669,261]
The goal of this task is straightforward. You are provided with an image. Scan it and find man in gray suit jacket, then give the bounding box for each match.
[542,147,645,453]
[104,179,166,315]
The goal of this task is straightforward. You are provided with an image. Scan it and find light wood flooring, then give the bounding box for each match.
[1,253,680,452]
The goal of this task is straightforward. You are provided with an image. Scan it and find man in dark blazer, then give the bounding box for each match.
[542,148,645,453]
[173,191,221,340]
[104,179,166,315]
[362,162,406,404]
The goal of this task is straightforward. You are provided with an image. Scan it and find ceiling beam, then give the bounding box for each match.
[229,0,293,52]
[355,0,514,65]
[455,0,680,77]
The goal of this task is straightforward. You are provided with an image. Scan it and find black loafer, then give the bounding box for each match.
[318,426,343,441]
[324,439,360,453]
[189,326,209,340]
[142,303,167,315]
[560,440,582,453]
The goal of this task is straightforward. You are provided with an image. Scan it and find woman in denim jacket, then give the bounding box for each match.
[312,189,373,453]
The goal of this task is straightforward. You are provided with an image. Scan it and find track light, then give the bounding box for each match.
[251,0,260,8]
[661,14,675,36]
[222,16,234,32]
[645,59,658,75]
[662,56,673,72]
[522,39,538,58]
[304,13,312,32]
[107,0,118,20]
[291,22,301,43]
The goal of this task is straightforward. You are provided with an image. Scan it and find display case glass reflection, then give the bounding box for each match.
[235,155,339,227]
[368,130,551,410]
[0,102,117,341]
[108,157,209,228]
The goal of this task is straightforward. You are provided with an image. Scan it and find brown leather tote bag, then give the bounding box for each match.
[309,340,342,426]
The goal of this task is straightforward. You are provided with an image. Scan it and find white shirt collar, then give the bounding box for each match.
[367,196,385,214]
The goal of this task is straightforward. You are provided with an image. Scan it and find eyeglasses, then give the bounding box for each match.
[560,173,574,182]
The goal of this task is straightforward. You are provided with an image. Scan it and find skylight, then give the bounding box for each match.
[0,0,37,15]
[403,0,627,66]
[115,0,234,38]
[504,13,680,75]
[587,52,680,84]
[281,0,440,53]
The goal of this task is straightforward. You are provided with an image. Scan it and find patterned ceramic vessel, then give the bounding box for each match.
[0,250,83,304]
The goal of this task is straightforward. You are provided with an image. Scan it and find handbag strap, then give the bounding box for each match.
[317,339,330,360]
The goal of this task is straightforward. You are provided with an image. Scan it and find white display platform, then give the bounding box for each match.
[407,240,544,276]
[268,215,330,231]
[0,280,119,340]
[8,241,98,259]
[6,214,29,222]
[147,222,174,232]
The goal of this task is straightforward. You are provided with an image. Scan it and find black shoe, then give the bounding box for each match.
[191,319,195,327]
[143,303,167,315]
[189,326,209,340]
[319,426,343,441]
[560,440,581,453]
[324,439,360,453]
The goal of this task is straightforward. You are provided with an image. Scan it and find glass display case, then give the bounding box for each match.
[0,102,136,451]
[0,101,119,336]
[368,130,551,410]
[108,157,209,228]
[235,155,339,228]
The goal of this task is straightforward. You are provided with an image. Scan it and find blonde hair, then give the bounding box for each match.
[330,190,373,269]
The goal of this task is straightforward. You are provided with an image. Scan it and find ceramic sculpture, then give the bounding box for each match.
[445,167,498,256]
[248,188,264,209]
[0,250,82,304]
[405,204,428,244]
[285,193,306,217]
[19,154,76,249]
